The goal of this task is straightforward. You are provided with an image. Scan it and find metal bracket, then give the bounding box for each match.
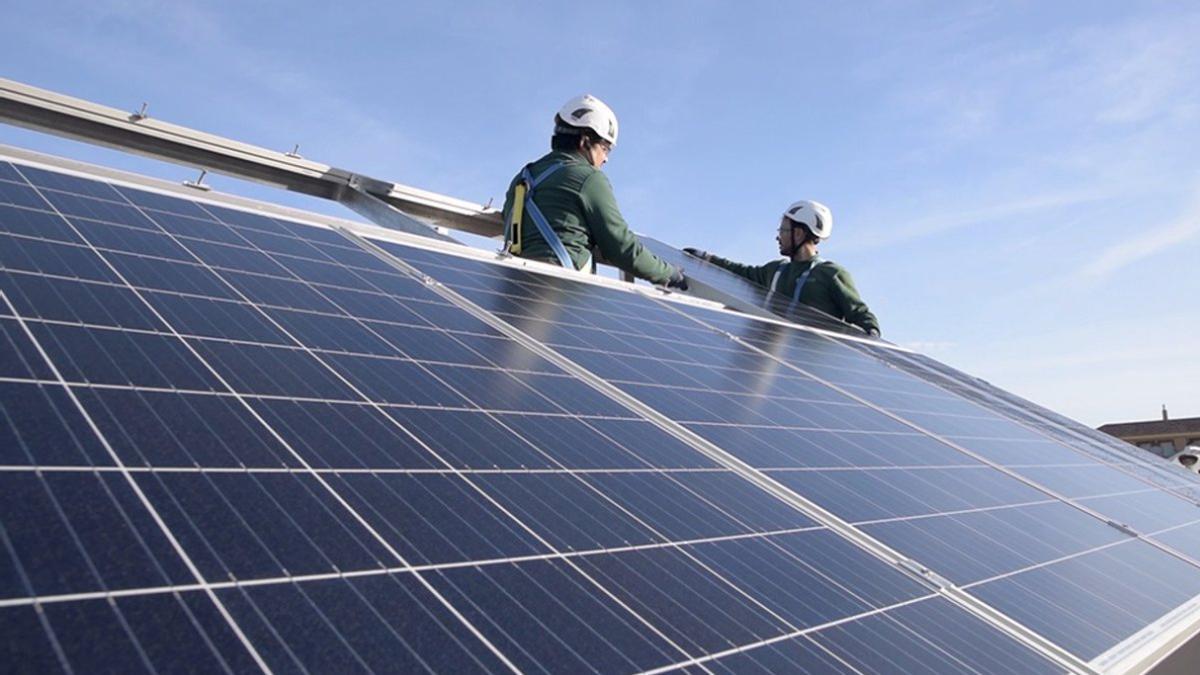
[1106,519,1140,537]
[182,169,211,191]
[336,173,458,243]
[898,558,954,590]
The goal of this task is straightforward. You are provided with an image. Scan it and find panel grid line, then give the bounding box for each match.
[10,177,528,674]
[7,154,1171,672]
[181,197,901,669]
[9,314,568,377]
[635,593,938,675]
[0,523,826,609]
[4,465,1169,484]
[344,227,1099,674]
[881,348,1200,509]
[12,496,1186,613]
[655,293,1199,671]
[958,517,1200,591]
[4,226,775,357]
[223,224,949,665]
[676,304,1200,571]
[0,264,493,339]
[0,375,649,418]
[0,506,75,673]
[128,193,720,668]
[8,509,1195,672]
[0,289,271,673]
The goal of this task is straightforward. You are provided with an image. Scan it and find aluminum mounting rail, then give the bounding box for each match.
[0,78,900,348]
[0,77,505,238]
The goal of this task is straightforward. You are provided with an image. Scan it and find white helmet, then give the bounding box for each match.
[783,200,833,240]
[555,94,619,146]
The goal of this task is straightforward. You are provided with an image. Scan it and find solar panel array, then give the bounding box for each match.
[2,153,1199,674]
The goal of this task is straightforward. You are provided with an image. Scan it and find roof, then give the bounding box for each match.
[1099,416,1200,438]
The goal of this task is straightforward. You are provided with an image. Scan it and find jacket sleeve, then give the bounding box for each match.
[705,255,777,288]
[830,267,880,335]
[578,172,675,284]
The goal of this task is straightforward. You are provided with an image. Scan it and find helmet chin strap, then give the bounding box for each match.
[783,225,802,257]
[578,138,597,167]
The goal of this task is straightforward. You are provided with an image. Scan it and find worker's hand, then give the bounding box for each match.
[683,247,710,261]
[665,268,690,291]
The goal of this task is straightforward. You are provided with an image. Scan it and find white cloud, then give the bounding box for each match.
[840,185,1108,250]
[1072,185,1200,283]
[1080,18,1200,125]
[943,306,1200,426]
[21,0,417,178]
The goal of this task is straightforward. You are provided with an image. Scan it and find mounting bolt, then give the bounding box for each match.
[285,144,302,158]
[129,102,149,122]
[183,169,212,192]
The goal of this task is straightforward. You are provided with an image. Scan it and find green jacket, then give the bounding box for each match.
[708,254,881,334]
[502,150,675,283]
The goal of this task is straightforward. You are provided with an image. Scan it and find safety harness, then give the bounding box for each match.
[768,256,830,307]
[503,162,582,270]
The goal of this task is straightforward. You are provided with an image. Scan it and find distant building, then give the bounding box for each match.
[1098,406,1200,458]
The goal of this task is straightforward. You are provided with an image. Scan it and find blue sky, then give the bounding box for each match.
[2,1,1197,426]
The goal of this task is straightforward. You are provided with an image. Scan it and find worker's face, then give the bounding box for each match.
[581,137,612,168]
[777,218,796,255]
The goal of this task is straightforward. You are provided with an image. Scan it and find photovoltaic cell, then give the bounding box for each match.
[3,154,1198,673]
[2,274,167,330]
[0,160,25,182]
[217,576,510,674]
[1,471,194,596]
[1,382,111,466]
[0,318,53,379]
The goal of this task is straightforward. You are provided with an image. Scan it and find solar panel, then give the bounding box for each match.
[1,152,1197,673]
[866,347,1200,502]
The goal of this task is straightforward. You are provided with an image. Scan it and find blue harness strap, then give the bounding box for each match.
[519,162,575,269]
[768,257,827,307]
[791,256,824,304]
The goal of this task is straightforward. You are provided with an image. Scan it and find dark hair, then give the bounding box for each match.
[550,125,602,151]
[790,223,819,246]
[551,132,581,151]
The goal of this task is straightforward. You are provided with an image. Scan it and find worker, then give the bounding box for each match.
[685,200,880,336]
[502,94,687,289]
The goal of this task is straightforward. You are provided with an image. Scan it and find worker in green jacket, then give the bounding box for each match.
[685,200,881,336]
[502,94,687,289]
